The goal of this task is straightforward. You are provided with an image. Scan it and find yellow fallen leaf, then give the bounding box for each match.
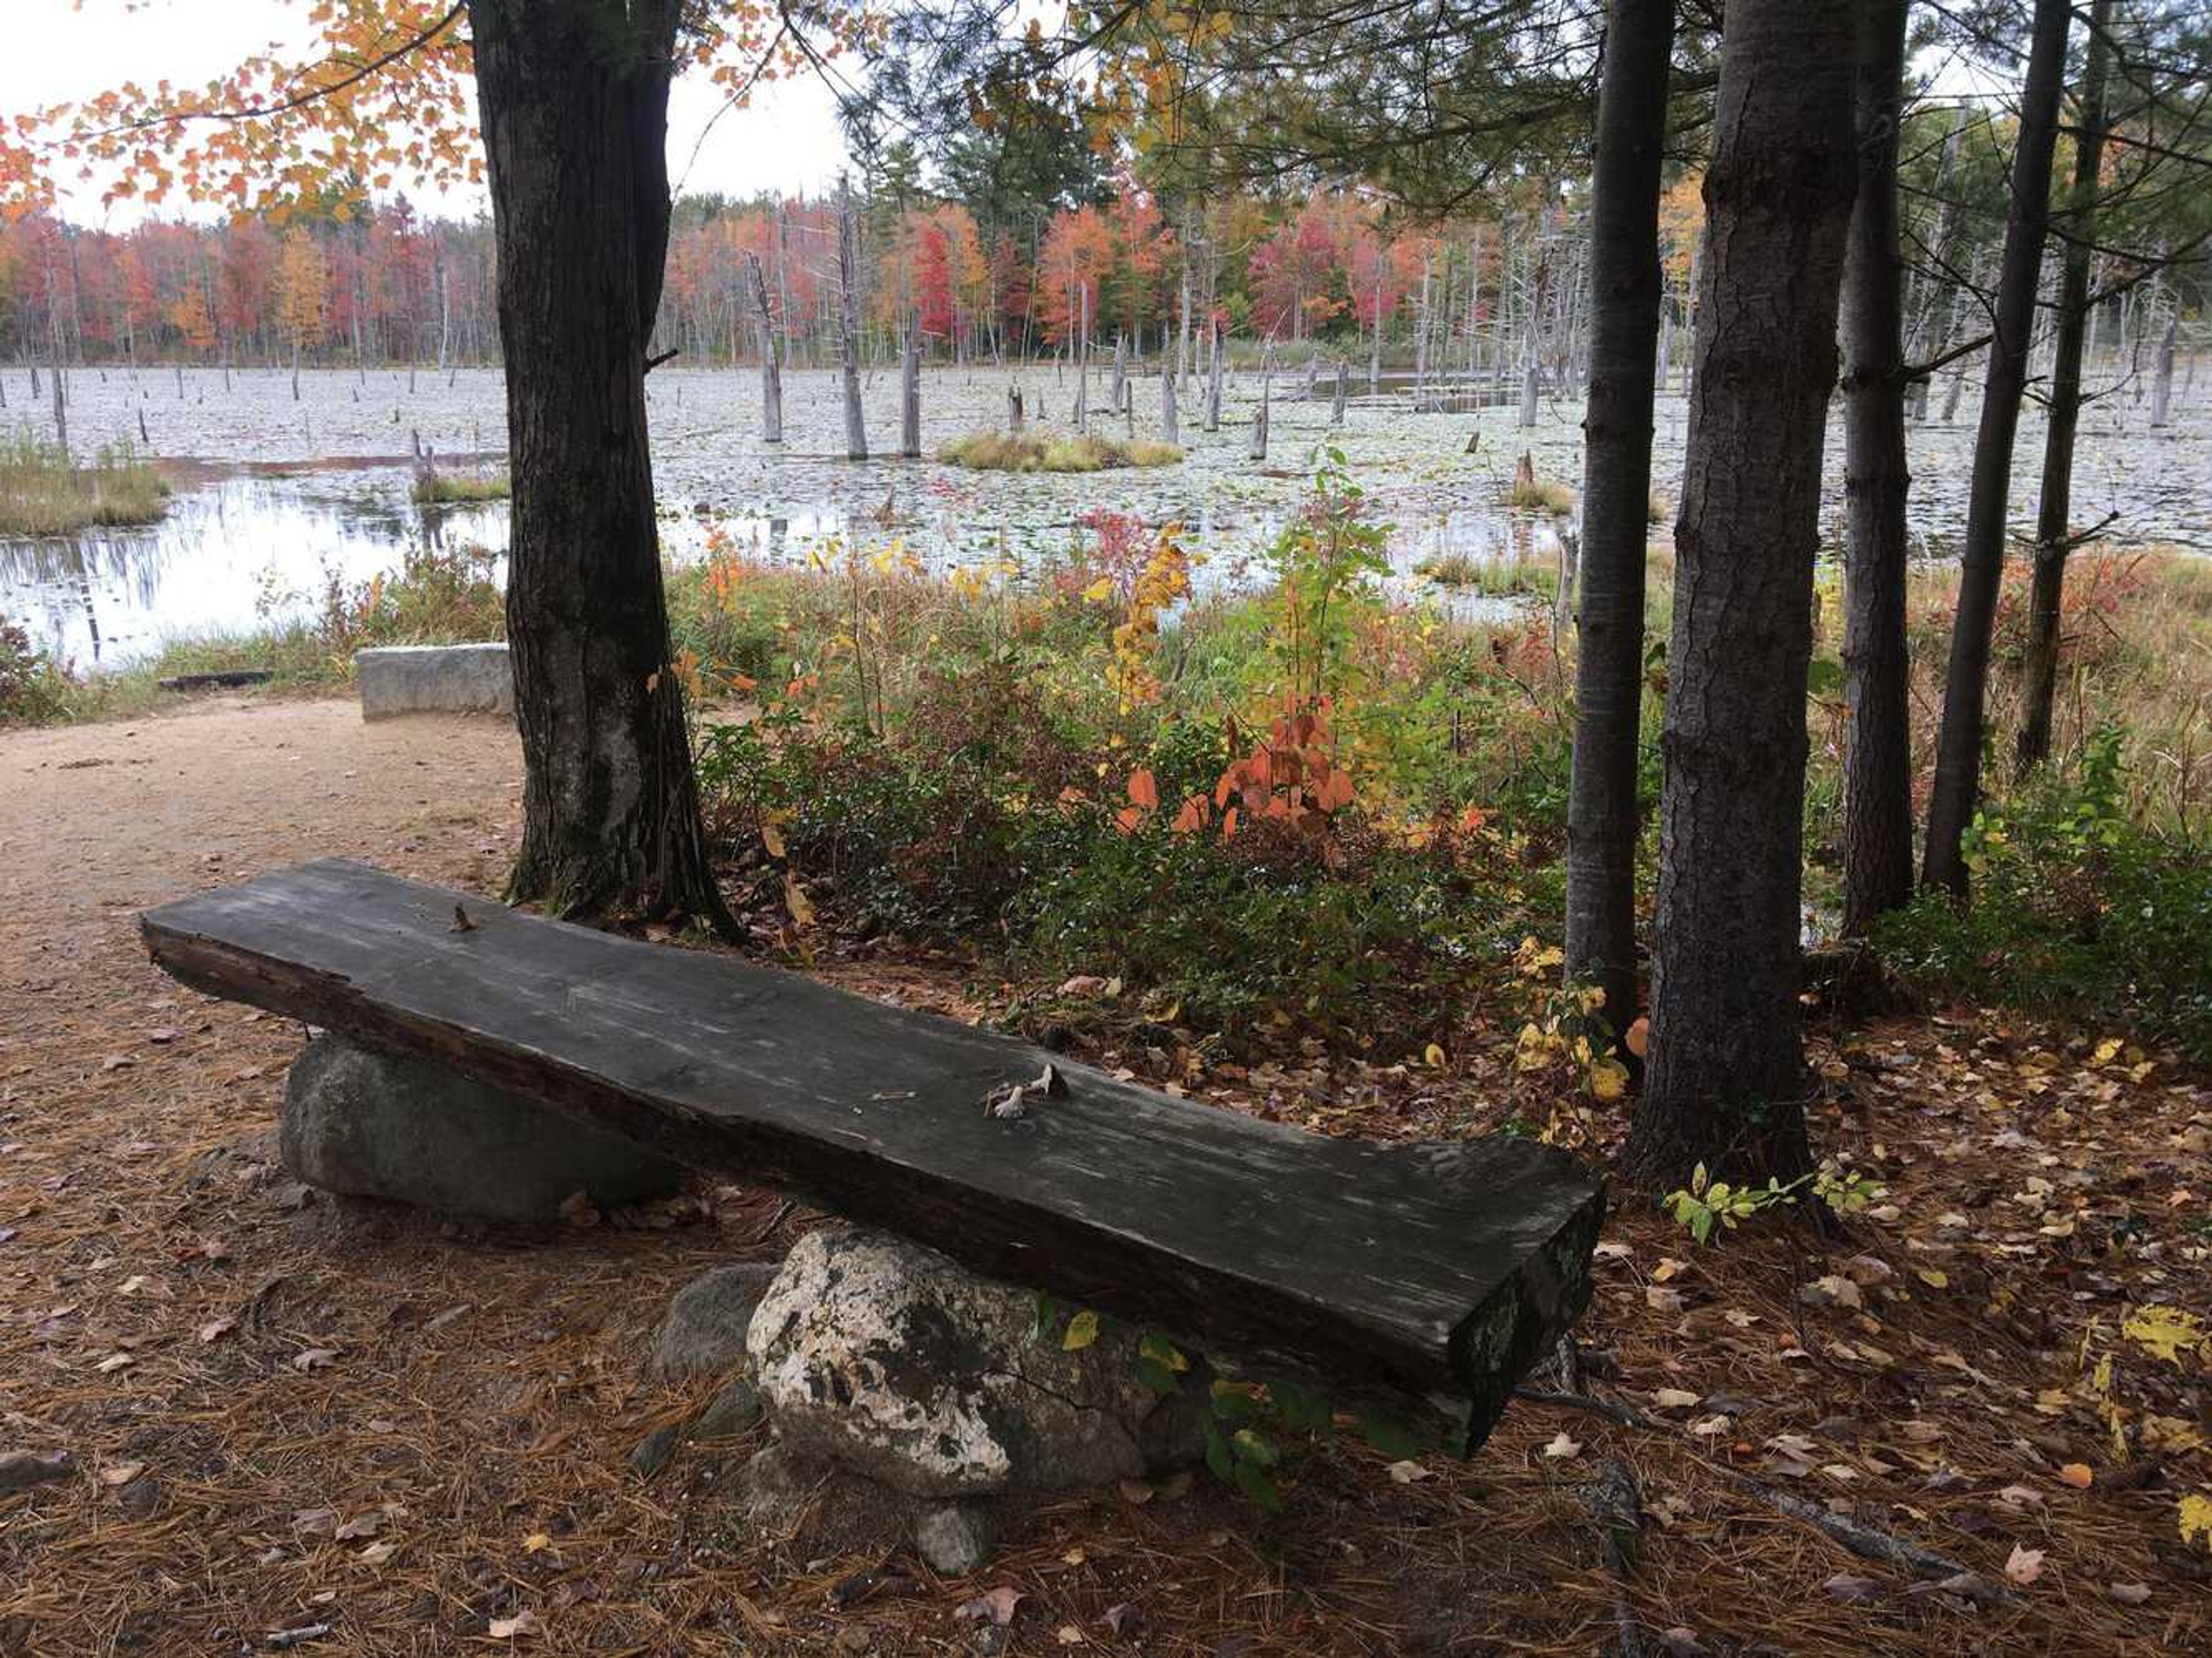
[1062,1309,1100,1352]
[522,1532,551,1554]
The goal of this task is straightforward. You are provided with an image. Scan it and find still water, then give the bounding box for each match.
[1,466,1554,671]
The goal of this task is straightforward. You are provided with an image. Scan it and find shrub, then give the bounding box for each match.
[939,431,1183,472]
[0,434,168,535]
[0,614,67,725]
[1874,728,2212,1061]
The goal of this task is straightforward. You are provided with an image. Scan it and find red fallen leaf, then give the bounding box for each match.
[1171,795,1206,834]
[1126,769,1158,811]
[2005,1543,2045,1586]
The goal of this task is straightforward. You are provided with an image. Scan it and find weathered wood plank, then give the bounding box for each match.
[142,860,1603,1453]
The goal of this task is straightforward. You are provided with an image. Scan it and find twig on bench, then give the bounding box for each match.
[1726,1471,2021,1610]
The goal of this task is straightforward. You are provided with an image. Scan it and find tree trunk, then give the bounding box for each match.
[1623,0,1858,1192]
[1331,360,1349,426]
[2016,0,2113,777]
[467,0,730,933]
[744,252,783,444]
[1564,0,1672,1041]
[900,309,923,460]
[1161,358,1180,445]
[836,180,868,461]
[1205,320,1224,431]
[1838,0,1915,937]
[1249,346,1271,460]
[1922,0,2073,894]
[2149,298,2177,429]
[1075,287,1091,433]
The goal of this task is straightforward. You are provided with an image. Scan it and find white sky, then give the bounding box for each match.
[1,0,855,227]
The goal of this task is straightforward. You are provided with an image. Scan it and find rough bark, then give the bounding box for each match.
[1623,0,1858,1191]
[1922,0,2073,893]
[744,252,783,445]
[1564,0,1673,1040]
[1204,320,1224,431]
[1161,358,1180,445]
[900,309,923,460]
[2015,0,2113,777]
[468,0,730,934]
[836,181,867,461]
[1838,0,1915,937]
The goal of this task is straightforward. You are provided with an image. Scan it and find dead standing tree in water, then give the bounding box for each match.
[744,252,783,444]
[837,177,868,461]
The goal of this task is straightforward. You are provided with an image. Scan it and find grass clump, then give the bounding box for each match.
[411,467,511,505]
[0,434,168,536]
[1417,550,1557,598]
[1509,475,1577,516]
[939,430,1183,472]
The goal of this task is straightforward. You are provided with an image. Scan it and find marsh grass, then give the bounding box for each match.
[410,467,511,505]
[939,431,1183,473]
[1416,550,1558,598]
[1509,475,1576,516]
[0,434,169,536]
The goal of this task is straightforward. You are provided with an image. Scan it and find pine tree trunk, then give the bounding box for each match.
[2016,0,2113,777]
[1838,0,1915,937]
[1922,0,2073,894]
[468,0,729,933]
[1623,0,1858,1192]
[1564,0,1672,1039]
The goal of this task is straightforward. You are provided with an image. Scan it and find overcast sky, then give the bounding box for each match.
[2,0,854,226]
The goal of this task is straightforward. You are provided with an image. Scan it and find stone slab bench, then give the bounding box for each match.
[140,859,1603,1453]
[355,643,512,720]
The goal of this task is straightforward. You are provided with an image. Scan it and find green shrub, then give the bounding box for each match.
[1874,728,2212,1060]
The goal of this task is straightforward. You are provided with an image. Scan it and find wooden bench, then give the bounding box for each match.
[141,860,1603,1454]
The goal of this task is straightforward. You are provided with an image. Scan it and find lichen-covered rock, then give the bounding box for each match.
[911,1501,997,1576]
[282,1036,681,1224]
[745,1226,1201,1498]
[651,1262,780,1379]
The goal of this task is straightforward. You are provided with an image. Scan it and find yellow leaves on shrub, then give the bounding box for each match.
[1062,1310,1100,1352]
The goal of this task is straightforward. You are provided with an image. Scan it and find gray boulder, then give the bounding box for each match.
[652,1263,779,1379]
[282,1036,681,1224]
[745,1226,1202,1499]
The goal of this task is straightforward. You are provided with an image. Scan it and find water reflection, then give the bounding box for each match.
[2,467,1570,673]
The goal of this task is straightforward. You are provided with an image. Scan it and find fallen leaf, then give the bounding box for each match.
[292,1348,338,1372]
[1995,1483,2045,1510]
[2058,1463,2093,1490]
[954,1586,1023,1627]
[1056,1626,1085,1645]
[522,1532,552,1554]
[1823,1573,1882,1603]
[357,1539,399,1566]
[2107,1581,2151,1605]
[1386,1459,1434,1483]
[99,1461,146,1486]
[2004,1544,2045,1586]
[488,1609,542,1639]
[1645,1285,1685,1313]
[1652,1388,1701,1410]
[1543,1431,1582,1460]
[334,1511,385,1540]
[196,1316,235,1344]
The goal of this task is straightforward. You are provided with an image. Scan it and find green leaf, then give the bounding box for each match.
[1203,1423,1234,1483]
[1033,1291,1059,1343]
[1270,1380,1333,1434]
[1135,1356,1181,1396]
[1233,1458,1282,1511]
[1357,1410,1423,1460]
[1232,1429,1278,1468]
[1139,1333,1189,1373]
[1210,1380,1257,1422]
